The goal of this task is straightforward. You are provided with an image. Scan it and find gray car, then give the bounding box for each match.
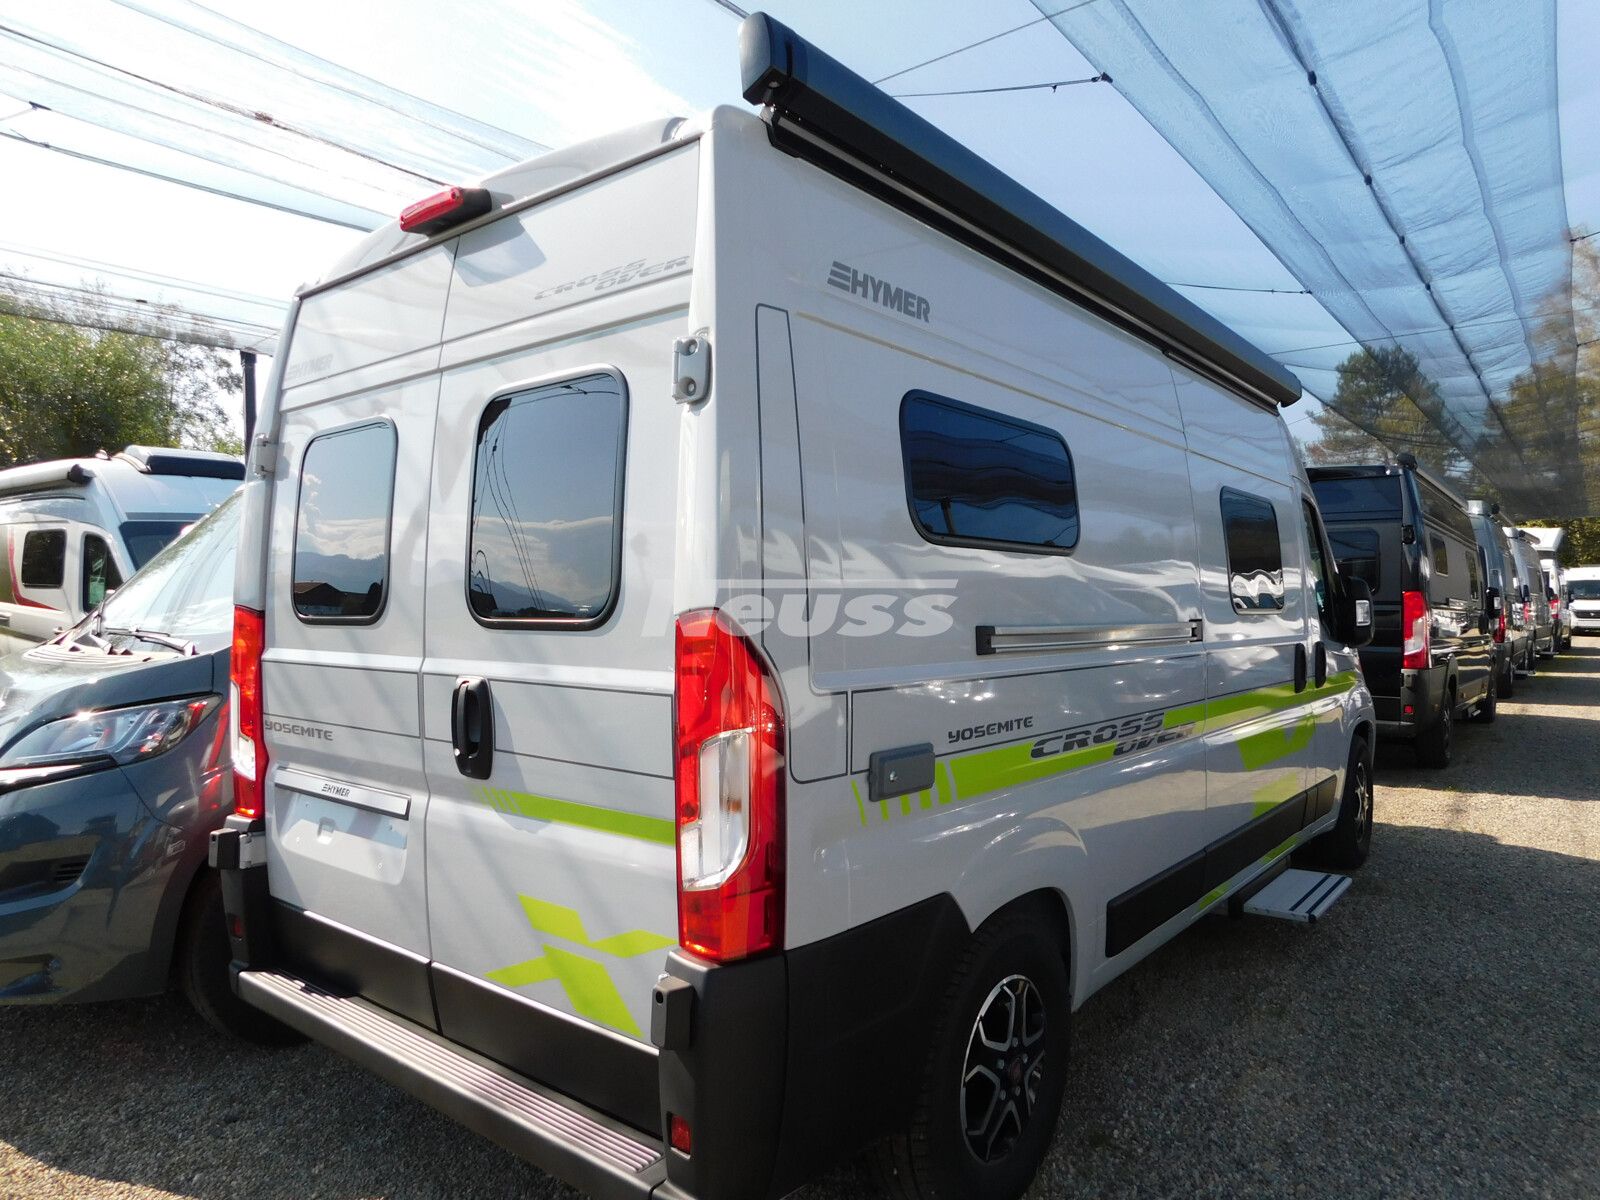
[0,492,289,1040]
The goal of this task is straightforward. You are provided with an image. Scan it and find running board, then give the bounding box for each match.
[1242,869,1352,923]
[237,969,665,1200]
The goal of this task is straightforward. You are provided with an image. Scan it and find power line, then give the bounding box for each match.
[873,0,1104,86]
[0,127,382,230]
[0,241,286,310]
[0,20,446,185]
[109,0,548,160]
[891,74,1107,99]
[1168,280,1311,295]
[0,272,280,333]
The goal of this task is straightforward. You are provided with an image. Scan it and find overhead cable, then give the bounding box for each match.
[891,74,1107,98]
[0,21,446,185]
[0,128,383,230]
[108,0,547,160]
[874,0,1104,86]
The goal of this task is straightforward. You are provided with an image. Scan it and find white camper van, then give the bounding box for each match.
[212,16,1377,1200]
[1568,564,1600,636]
[0,446,242,645]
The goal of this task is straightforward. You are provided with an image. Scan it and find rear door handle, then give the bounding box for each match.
[1293,644,1308,693]
[1313,642,1328,687]
[451,677,494,779]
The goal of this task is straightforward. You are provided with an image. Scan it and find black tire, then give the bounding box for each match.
[1415,686,1454,769]
[1499,652,1515,699]
[1525,645,1537,677]
[177,871,305,1047]
[1304,737,1373,869]
[873,903,1071,1200]
[1471,669,1498,723]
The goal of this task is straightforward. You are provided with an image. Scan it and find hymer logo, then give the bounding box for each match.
[827,260,931,323]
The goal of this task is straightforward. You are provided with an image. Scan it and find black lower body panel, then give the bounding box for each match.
[1105,783,1331,957]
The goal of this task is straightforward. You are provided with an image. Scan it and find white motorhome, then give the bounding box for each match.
[1567,564,1600,636]
[212,16,1377,1200]
[0,446,242,645]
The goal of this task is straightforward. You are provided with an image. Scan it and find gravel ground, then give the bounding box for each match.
[4,647,1597,1200]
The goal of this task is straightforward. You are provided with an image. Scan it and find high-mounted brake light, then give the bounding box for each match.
[1401,589,1430,671]
[230,605,268,821]
[398,186,493,235]
[674,610,784,963]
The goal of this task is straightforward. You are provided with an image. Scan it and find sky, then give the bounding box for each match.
[0,0,1595,449]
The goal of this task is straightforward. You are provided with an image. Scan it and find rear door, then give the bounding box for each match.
[260,246,453,994]
[418,147,697,1058]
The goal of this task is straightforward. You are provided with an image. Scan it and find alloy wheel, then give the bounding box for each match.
[960,974,1047,1164]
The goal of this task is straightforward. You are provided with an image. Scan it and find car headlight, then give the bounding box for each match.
[0,696,222,790]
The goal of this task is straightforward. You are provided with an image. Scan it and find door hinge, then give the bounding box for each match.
[672,331,711,403]
[251,433,279,476]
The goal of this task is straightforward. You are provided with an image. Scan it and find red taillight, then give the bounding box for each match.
[674,610,784,963]
[668,1114,693,1156]
[1550,595,1561,618]
[231,605,267,820]
[398,186,492,234]
[1495,609,1507,644]
[1401,589,1430,670]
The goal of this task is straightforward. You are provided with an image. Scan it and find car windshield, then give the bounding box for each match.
[94,491,240,649]
[1571,580,1600,599]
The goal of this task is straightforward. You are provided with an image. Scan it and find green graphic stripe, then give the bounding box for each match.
[477,786,674,845]
[859,672,1359,826]
[948,739,1118,801]
[488,893,673,1038]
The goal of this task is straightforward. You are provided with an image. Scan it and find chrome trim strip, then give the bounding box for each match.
[273,766,411,820]
[978,620,1201,655]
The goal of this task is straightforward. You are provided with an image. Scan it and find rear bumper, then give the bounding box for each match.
[213,818,968,1200]
[1368,665,1446,739]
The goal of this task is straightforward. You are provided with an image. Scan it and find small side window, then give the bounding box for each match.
[468,372,627,626]
[1221,488,1284,613]
[82,534,123,610]
[1431,534,1450,576]
[293,422,398,622]
[20,529,66,589]
[900,392,1079,553]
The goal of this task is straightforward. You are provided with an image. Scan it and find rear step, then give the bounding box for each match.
[1242,868,1352,923]
[238,970,665,1199]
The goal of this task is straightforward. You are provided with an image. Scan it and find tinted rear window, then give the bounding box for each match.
[1329,528,1381,591]
[293,422,398,622]
[467,373,627,625]
[900,393,1079,552]
[1310,475,1402,519]
[120,519,193,569]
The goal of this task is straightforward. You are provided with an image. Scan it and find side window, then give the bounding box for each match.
[293,422,398,622]
[1430,533,1450,576]
[468,372,627,626]
[1300,501,1335,635]
[1221,488,1284,613]
[1468,549,1481,601]
[900,392,1079,552]
[82,534,123,609]
[20,529,66,589]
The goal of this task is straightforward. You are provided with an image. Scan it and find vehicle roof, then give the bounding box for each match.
[306,116,694,290]
[0,450,240,522]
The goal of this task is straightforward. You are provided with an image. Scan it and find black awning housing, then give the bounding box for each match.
[738,12,1303,410]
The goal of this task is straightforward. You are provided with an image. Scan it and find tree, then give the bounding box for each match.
[1304,346,1472,479]
[0,291,243,468]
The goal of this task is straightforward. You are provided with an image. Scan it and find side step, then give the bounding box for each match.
[238,970,665,1199]
[1241,869,1351,923]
